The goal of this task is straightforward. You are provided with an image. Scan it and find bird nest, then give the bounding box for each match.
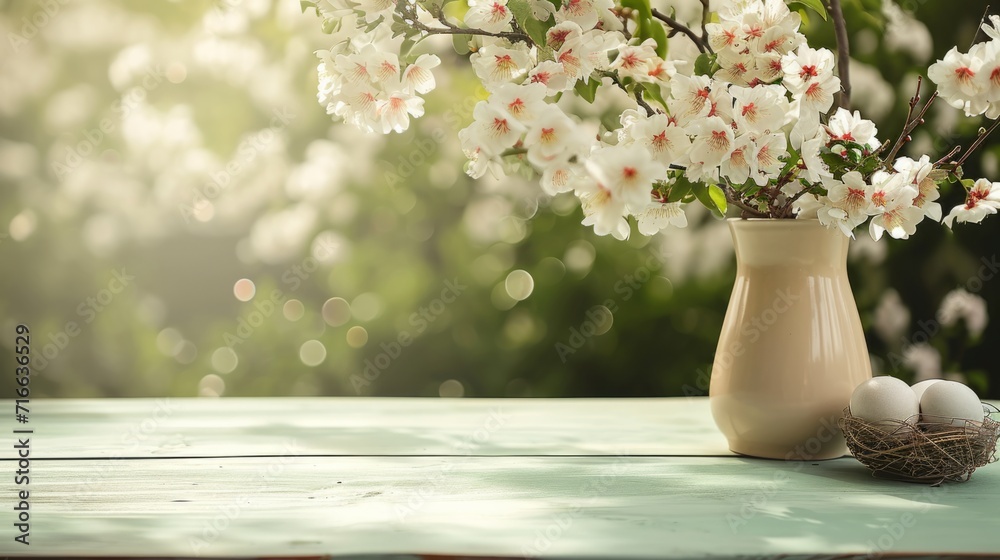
[839,407,1000,484]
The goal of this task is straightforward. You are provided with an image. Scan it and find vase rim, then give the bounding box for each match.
[727,217,824,229]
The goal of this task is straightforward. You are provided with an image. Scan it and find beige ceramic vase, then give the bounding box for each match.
[709,218,872,460]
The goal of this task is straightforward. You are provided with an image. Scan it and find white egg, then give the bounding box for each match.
[919,380,984,426]
[910,379,942,402]
[850,376,920,428]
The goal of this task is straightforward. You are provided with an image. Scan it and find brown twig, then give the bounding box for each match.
[827,0,851,110]
[969,5,992,50]
[402,6,532,44]
[956,118,1000,168]
[882,77,938,165]
[723,185,768,218]
[634,89,656,116]
[934,145,963,167]
[601,70,658,116]
[780,184,810,218]
[650,8,711,53]
[699,0,710,46]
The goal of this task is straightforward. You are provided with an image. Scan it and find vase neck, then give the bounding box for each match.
[728,219,849,269]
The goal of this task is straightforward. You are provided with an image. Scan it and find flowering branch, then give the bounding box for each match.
[724,185,767,218]
[956,118,1000,168]
[698,0,710,47]
[405,9,532,44]
[650,8,711,53]
[827,0,851,110]
[310,0,1000,240]
[882,77,938,165]
[633,89,656,116]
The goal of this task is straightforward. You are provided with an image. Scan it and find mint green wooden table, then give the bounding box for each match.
[1,397,998,558]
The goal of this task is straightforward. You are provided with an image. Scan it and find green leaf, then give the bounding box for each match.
[574,77,600,103]
[640,83,667,110]
[620,0,652,19]
[419,0,447,15]
[787,0,827,20]
[443,0,469,20]
[709,184,728,215]
[961,178,976,189]
[400,36,417,60]
[525,15,556,46]
[666,177,693,202]
[648,19,668,59]
[363,15,385,33]
[694,53,717,77]
[509,0,555,46]
[452,33,471,55]
[779,147,801,177]
[691,182,726,218]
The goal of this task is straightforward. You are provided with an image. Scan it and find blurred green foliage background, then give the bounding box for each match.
[0,0,999,399]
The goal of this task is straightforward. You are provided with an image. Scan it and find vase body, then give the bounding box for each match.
[709,218,872,460]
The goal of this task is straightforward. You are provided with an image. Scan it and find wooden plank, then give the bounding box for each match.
[0,398,733,459]
[5,455,999,557]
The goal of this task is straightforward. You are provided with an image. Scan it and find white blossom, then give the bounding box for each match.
[943,178,1000,227]
[937,288,989,338]
[636,201,688,235]
[465,0,514,34]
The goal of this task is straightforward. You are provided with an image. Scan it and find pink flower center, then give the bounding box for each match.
[508,98,525,116]
[549,29,571,45]
[955,67,975,83]
[620,52,641,69]
[709,130,729,150]
[651,131,669,152]
[491,117,511,136]
[871,190,886,208]
[763,38,783,52]
[805,82,823,100]
[490,2,507,19]
[967,186,990,209]
[845,188,866,213]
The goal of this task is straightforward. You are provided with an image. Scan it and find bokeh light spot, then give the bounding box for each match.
[198,374,225,397]
[233,278,255,302]
[590,305,614,336]
[439,379,465,398]
[505,269,534,301]
[166,62,187,84]
[174,340,198,364]
[156,328,184,357]
[564,240,596,274]
[299,339,327,366]
[9,210,37,241]
[283,299,305,321]
[351,292,382,322]
[211,347,238,374]
[346,326,369,348]
[322,297,351,327]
